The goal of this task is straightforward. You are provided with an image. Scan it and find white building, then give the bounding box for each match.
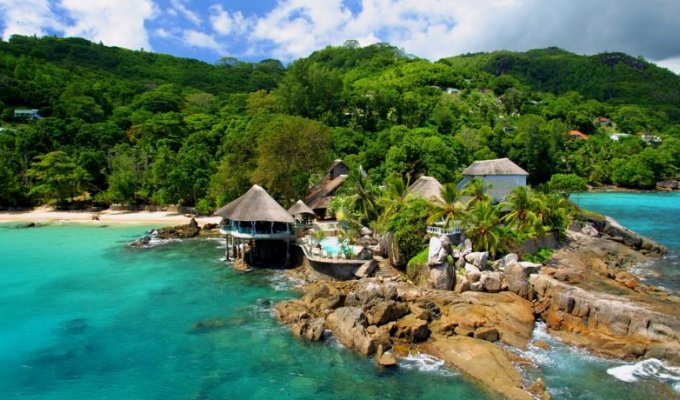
[458,158,528,202]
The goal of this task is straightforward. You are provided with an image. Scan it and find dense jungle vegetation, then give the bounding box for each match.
[1,35,679,212]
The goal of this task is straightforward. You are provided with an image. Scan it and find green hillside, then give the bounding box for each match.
[0,36,679,209]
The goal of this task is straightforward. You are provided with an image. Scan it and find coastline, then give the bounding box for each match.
[0,207,221,226]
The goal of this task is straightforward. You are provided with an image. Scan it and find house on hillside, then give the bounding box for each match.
[304,160,349,219]
[565,130,588,140]
[596,116,611,126]
[458,158,528,202]
[405,176,444,204]
[641,134,662,147]
[13,109,40,119]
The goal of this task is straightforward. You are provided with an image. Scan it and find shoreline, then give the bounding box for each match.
[0,208,221,226]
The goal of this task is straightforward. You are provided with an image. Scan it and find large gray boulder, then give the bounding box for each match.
[326,307,376,355]
[429,263,455,290]
[492,253,518,271]
[465,263,482,283]
[465,252,489,268]
[503,260,540,298]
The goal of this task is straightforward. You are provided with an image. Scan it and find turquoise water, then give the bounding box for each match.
[2,192,679,400]
[573,192,680,292]
[0,223,490,399]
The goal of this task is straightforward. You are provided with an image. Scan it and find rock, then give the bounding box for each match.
[129,235,151,248]
[428,236,443,266]
[530,274,680,362]
[656,180,679,190]
[156,218,201,239]
[429,263,455,290]
[422,335,533,400]
[454,276,470,294]
[354,259,377,278]
[533,340,551,350]
[382,282,399,301]
[365,300,409,326]
[394,314,430,342]
[292,317,326,341]
[345,282,384,307]
[190,318,228,333]
[528,377,548,398]
[594,216,667,255]
[465,252,489,268]
[581,223,599,237]
[202,223,219,230]
[504,261,540,298]
[375,344,397,367]
[479,271,502,293]
[440,291,535,348]
[326,307,376,355]
[474,326,499,342]
[465,263,482,283]
[360,227,373,236]
[492,253,519,270]
[356,246,374,260]
[462,238,473,255]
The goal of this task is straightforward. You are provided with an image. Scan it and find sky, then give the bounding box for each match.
[1,0,679,73]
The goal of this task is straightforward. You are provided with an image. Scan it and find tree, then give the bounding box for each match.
[547,173,588,197]
[501,186,542,237]
[27,151,90,205]
[251,115,332,201]
[428,183,466,229]
[463,199,503,258]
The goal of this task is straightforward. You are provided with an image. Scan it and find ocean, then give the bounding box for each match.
[1,192,678,399]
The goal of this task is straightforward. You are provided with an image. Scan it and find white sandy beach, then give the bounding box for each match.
[0,207,221,226]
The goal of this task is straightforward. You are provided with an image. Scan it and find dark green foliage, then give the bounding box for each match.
[385,198,432,264]
[1,35,679,208]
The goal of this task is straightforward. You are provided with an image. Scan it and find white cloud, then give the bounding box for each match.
[244,0,680,64]
[0,0,64,38]
[209,4,249,36]
[59,0,156,50]
[656,57,680,75]
[181,29,224,53]
[170,0,201,26]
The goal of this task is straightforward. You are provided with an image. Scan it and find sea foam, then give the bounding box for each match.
[607,358,680,392]
[399,352,456,376]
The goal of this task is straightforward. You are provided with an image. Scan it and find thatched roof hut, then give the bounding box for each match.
[462,158,528,176]
[406,176,444,204]
[288,200,315,217]
[213,185,294,223]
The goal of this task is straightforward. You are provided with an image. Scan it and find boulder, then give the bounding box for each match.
[428,236,443,266]
[129,235,151,248]
[479,271,502,293]
[422,335,533,400]
[454,276,470,294]
[465,252,489,268]
[360,227,373,236]
[474,326,499,342]
[354,259,378,278]
[465,263,482,283]
[365,300,409,326]
[345,282,384,307]
[581,223,599,237]
[383,282,399,301]
[394,314,430,342]
[375,344,397,367]
[292,317,326,341]
[492,253,519,271]
[429,263,455,290]
[462,238,473,255]
[156,218,201,239]
[504,261,541,298]
[326,307,376,355]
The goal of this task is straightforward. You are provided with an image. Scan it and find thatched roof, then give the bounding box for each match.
[213,185,294,223]
[406,176,444,203]
[463,158,528,176]
[288,200,315,216]
[305,174,348,210]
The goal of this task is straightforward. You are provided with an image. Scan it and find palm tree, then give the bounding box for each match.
[428,183,467,229]
[375,174,410,232]
[463,198,503,258]
[348,168,379,224]
[501,186,541,236]
[461,178,491,208]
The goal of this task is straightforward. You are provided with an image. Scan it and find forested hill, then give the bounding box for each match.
[1,35,679,210]
[443,48,680,120]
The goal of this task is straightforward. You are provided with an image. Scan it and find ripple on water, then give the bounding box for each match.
[607,359,680,392]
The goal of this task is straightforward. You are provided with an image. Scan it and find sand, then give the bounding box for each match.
[0,207,221,226]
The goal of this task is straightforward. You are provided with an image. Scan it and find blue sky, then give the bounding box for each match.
[1,0,679,73]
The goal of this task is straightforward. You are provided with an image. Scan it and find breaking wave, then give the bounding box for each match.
[607,359,680,392]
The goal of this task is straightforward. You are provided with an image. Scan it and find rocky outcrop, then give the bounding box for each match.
[422,335,535,400]
[530,274,680,364]
[592,217,667,255]
[326,307,376,355]
[503,261,540,298]
[156,218,201,239]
